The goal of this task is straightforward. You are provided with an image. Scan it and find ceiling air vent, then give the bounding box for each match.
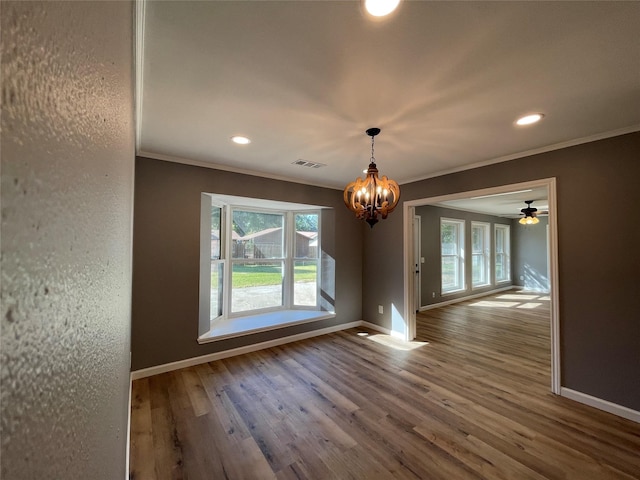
[292,159,326,169]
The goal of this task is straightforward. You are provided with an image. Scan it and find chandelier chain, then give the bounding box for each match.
[371,135,375,163]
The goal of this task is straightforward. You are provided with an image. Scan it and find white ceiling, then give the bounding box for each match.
[138,0,640,196]
[435,186,549,218]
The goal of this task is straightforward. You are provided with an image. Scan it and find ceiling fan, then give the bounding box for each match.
[519,200,547,224]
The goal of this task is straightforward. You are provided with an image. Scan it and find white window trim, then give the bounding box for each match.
[471,221,491,289]
[441,218,465,295]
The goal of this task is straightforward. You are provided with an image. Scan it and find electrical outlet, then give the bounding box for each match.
[432,292,436,298]
[378,305,383,314]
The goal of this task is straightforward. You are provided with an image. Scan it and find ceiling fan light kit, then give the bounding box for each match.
[343,128,400,228]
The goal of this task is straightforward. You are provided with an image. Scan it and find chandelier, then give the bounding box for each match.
[519,200,540,225]
[343,128,400,228]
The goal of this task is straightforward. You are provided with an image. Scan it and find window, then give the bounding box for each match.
[200,194,331,342]
[495,224,511,283]
[441,218,465,293]
[471,222,490,288]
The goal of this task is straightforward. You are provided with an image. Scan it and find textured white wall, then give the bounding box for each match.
[1,2,134,478]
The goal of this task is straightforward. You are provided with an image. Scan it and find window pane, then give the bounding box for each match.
[295,213,319,259]
[472,227,483,253]
[442,256,458,290]
[210,262,223,319]
[231,262,283,312]
[211,206,221,260]
[232,210,284,259]
[294,260,317,306]
[496,230,504,252]
[441,224,457,255]
[472,255,484,284]
[496,254,504,280]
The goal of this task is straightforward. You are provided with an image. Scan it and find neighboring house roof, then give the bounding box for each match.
[229,228,318,242]
[296,231,318,240]
[212,232,242,240]
[238,227,282,241]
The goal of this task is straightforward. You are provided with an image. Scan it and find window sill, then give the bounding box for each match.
[198,310,335,344]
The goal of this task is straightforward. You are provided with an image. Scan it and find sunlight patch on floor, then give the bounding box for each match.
[471,292,549,310]
[356,332,428,351]
[470,300,520,308]
[497,294,539,300]
[517,302,542,309]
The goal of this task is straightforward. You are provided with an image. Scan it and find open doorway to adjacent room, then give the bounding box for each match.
[403,178,560,393]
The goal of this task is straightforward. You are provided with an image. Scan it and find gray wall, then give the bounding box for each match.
[416,206,512,307]
[363,132,640,411]
[513,216,550,291]
[1,2,134,479]
[132,157,363,370]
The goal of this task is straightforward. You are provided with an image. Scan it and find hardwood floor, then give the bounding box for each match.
[129,290,640,479]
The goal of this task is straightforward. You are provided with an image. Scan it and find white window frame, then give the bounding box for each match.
[471,222,491,289]
[291,212,321,310]
[441,218,465,294]
[227,206,287,316]
[224,207,321,318]
[495,224,511,283]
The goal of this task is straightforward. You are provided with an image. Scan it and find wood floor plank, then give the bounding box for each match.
[180,367,210,417]
[129,378,156,480]
[130,290,640,479]
[147,374,186,480]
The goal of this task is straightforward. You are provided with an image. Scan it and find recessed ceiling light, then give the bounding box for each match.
[516,113,545,126]
[365,0,401,17]
[231,135,251,145]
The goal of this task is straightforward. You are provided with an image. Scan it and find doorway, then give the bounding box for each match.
[413,215,421,314]
[403,178,560,394]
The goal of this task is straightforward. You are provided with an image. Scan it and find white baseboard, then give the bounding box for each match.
[560,387,640,423]
[131,320,364,380]
[419,285,514,311]
[359,320,392,335]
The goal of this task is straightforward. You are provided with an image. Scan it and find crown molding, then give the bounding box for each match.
[137,150,343,191]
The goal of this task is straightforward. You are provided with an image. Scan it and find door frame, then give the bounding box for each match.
[403,178,561,394]
[413,215,422,313]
